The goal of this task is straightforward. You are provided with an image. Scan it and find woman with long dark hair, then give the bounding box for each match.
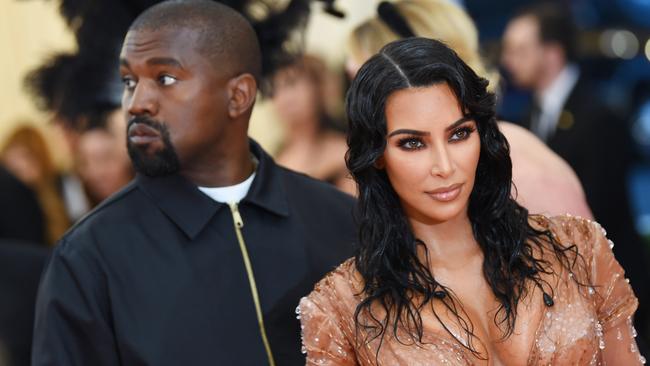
[298,38,643,365]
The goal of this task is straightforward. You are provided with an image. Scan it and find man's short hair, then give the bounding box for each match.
[129,0,262,81]
[515,2,577,62]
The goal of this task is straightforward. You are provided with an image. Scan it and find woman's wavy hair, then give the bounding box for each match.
[346,37,581,358]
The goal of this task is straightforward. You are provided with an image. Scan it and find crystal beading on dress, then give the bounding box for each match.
[299,215,644,365]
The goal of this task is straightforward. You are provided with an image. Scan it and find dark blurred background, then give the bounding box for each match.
[0,0,648,365]
[465,0,650,241]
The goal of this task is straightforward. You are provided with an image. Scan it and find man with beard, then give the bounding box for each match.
[32,1,355,365]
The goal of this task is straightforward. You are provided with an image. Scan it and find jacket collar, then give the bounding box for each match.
[243,139,290,217]
[136,139,289,239]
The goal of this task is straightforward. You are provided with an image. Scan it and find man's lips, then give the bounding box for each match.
[128,123,161,144]
[425,183,463,202]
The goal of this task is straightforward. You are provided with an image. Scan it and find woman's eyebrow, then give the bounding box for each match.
[387,129,430,138]
[445,115,474,132]
[387,115,474,138]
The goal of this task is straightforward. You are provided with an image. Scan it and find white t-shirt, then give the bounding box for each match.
[198,172,256,203]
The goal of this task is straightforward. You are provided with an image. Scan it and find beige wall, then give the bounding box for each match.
[0,0,378,159]
[305,0,378,64]
[0,0,75,163]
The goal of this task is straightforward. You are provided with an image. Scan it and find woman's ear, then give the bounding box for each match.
[374,156,386,169]
[227,73,257,119]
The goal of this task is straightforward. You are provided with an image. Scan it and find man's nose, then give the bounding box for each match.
[125,81,159,117]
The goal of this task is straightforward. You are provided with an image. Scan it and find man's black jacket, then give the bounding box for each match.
[32,140,356,366]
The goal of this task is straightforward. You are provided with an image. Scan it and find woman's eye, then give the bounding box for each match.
[450,127,475,141]
[122,77,136,90]
[159,75,177,86]
[398,138,425,150]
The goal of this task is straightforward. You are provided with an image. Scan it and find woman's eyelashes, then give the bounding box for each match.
[450,125,476,142]
[395,125,476,151]
[397,137,425,150]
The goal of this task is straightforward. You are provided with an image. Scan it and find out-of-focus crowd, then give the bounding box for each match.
[1,0,649,365]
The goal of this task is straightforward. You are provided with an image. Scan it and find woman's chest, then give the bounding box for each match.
[355,281,601,365]
[527,283,603,365]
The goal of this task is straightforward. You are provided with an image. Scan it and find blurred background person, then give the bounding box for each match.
[345,0,498,89]
[271,55,354,194]
[0,241,49,366]
[501,1,649,346]
[75,124,133,207]
[0,164,45,245]
[501,3,635,228]
[25,52,132,214]
[1,125,69,245]
[345,0,592,218]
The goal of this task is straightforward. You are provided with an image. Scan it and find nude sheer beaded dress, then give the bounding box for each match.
[298,215,644,365]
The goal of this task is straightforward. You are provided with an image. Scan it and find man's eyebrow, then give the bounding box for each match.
[445,115,474,132]
[387,129,430,138]
[119,57,184,69]
[146,57,183,69]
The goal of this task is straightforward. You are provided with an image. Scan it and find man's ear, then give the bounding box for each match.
[227,73,257,119]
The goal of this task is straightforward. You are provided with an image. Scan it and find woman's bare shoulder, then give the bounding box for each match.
[529,213,603,262]
[299,257,363,326]
[310,258,363,299]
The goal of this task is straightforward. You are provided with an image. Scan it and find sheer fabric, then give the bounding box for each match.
[298,215,644,365]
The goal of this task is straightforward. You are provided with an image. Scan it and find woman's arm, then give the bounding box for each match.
[586,220,645,364]
[298,282,357,366]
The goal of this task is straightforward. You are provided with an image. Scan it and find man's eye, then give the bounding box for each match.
[122,77,136,89]
[159,75,177,86]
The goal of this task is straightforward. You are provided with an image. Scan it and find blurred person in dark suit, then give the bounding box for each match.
[0,241,49,366]
[0,130,50,366]
[0,166,45,244]
[502,1,649,345]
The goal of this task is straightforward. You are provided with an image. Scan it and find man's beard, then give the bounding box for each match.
[126,117,181,177]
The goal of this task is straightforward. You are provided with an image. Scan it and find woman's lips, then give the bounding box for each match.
[128,123,161,145]
[426,183,463,202]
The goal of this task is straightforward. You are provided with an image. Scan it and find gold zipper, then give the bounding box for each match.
[227,202,276,366]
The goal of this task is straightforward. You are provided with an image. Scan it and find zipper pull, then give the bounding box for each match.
[228,202,244,228]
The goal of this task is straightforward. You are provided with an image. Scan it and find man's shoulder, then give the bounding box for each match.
[61,181,143,244]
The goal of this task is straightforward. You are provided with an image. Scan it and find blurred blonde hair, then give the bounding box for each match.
[348,0,499,91]
[2,125,56,181]
[2,124,69,244]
